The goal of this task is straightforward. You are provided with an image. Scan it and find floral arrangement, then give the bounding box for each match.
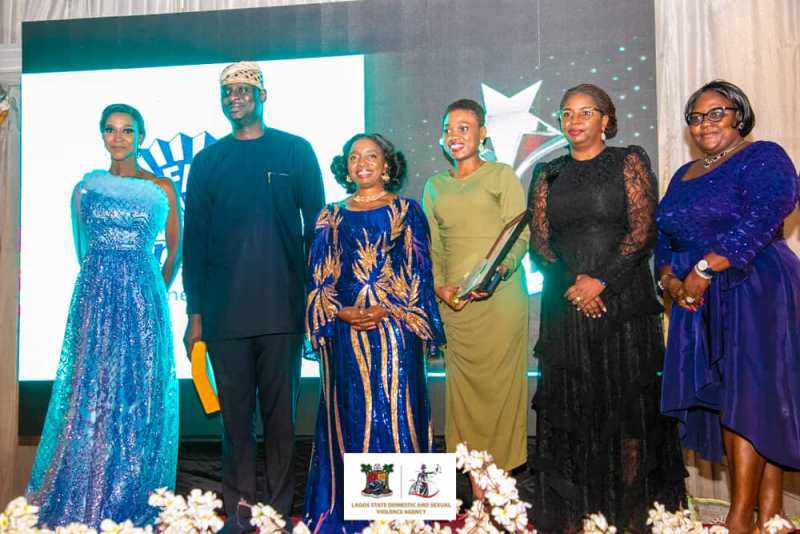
[641,501,793,534]
[453,443,531,532]
[2,442,797,534]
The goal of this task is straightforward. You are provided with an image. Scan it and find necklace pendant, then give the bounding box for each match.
[352,190,388,203]
[703,139,744,169]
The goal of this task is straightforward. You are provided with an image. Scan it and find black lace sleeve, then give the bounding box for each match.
[588,146,657,292]
[527,162,558,270]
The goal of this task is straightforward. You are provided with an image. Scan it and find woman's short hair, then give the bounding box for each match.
[560,84,618,139]
[684,79,756,137]
[443,98,486,127]
[331,133,407,194]
[99,103,146,139]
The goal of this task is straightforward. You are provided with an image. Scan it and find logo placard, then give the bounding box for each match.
[344,453,457,521]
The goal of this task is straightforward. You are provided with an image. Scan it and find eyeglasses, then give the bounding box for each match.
[221,85,255,98]
[685,107,738,126]
[558,107,603,122]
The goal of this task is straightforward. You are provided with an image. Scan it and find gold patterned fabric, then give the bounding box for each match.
[304,197,445,533]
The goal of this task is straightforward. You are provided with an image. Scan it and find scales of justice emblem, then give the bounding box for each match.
[408,463,442,498]
[360,463,394,498]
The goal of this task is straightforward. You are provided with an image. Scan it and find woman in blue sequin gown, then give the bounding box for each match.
[26,104,182,528]
[657,81,800,533]
[304,134,445,533]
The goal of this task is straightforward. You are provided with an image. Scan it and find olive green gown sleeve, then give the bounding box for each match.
[498,165,530,274]
[422,180,445,287]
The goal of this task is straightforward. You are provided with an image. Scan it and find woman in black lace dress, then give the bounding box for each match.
[527,84,686,533]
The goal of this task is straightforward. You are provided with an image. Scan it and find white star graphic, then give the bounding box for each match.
[482,81,567,177]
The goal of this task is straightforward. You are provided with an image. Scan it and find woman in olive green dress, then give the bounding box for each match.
[422,98,529,472]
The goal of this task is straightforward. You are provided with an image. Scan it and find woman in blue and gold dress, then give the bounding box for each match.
[26,104,181,528]
[304,134,445,533]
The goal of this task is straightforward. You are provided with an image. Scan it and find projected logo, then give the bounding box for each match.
[482,81,564,294]
[138,132,218,262]
[482,81,567,177]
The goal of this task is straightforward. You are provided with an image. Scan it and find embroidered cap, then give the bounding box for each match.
[220,61,264,91]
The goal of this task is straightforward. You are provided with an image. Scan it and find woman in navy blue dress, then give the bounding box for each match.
[657,80,800,533]
[303,134,445,533]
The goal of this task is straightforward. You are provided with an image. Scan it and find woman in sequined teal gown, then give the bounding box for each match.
[26,104,182,528]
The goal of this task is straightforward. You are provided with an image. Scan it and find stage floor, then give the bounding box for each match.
[176,436,533,517]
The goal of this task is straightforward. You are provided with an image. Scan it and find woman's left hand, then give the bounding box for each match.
[468,265,508,301]
[681,270,710,307]
[354,305,390,330]
[564,274,605,308]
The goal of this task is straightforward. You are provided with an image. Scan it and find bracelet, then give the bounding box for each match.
[657,272,674,291]
[693,263,713,280]
[597,278,607,288]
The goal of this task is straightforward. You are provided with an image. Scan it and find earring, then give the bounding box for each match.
[478,137,496,162]
[381,173,390,183]
[601,131,607,142]
[737,123,744,130]
[346,176,352,182]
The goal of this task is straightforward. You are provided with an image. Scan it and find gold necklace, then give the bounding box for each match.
[703,139,744,168]
[352,190,388,203]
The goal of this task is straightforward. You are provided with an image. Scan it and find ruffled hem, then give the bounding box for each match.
[529,308,686,533]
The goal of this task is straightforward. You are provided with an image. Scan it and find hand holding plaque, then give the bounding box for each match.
[456,210,531,299]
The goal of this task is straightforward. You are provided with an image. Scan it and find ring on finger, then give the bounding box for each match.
[685,295,696,304]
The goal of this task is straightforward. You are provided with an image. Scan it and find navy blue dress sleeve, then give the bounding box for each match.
[294,139,325,260]
[182,150,210,315]
[386,199,446,355]
[715,142,798,270]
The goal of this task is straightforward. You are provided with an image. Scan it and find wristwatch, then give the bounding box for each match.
[694,258,714,279]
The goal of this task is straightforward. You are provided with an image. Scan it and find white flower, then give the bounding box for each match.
[583,512,617,533]
[362,519,394,534]
[764,515,794,534]
[513,510,530,532]
[647,501,667,526]
[429,522,453,534]
[148,488,222,534]
[452,443,536,533]
[454,443,471,470]
[147,487,172,509]
[646,502,711,534]
[490,503,512,528]
[2,497,40,531]
[249,503,286,531]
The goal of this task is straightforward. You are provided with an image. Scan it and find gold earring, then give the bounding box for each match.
[346,176,352,182]
[382,173,390,183]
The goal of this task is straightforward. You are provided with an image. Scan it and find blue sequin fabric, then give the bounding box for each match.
[657,141,800,469]
[303,198,445,533]
[26,171,179,528]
